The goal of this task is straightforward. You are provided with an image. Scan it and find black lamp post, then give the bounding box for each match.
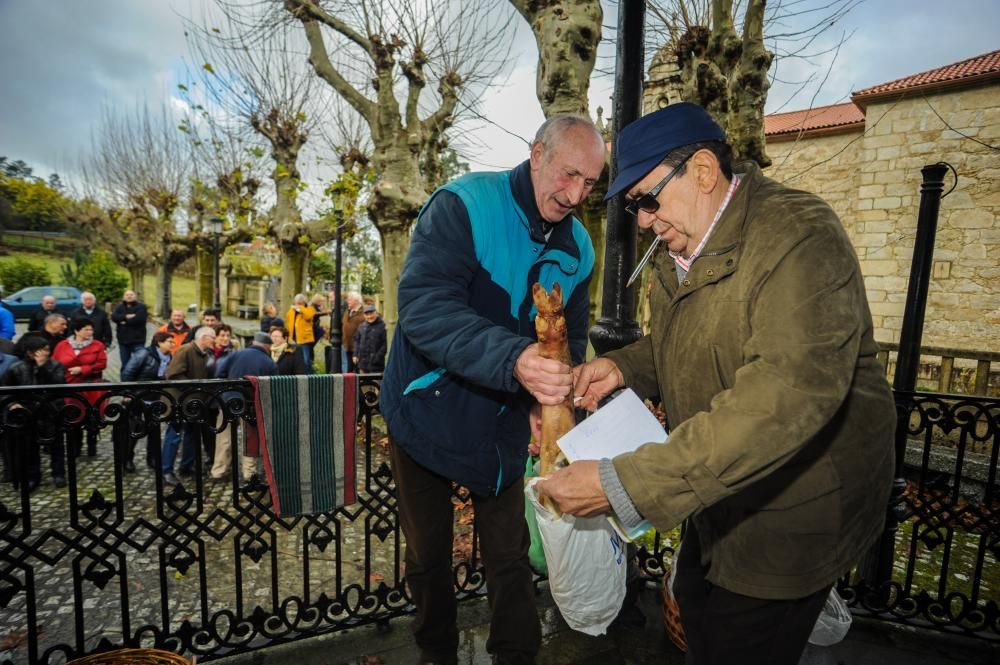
[210,216,224,311]
[588,0,646,354]
[328,199,345,374]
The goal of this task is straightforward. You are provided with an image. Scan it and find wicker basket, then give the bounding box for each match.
[67,648,192,665]
[662,567,688,652]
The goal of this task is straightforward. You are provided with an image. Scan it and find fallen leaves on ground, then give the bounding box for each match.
[0,625,42,652]
[453,532,474,562]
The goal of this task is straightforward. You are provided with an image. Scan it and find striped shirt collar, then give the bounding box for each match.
[670,175,741,272]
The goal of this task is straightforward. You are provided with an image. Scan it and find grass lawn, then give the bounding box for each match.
[0,251,199,314]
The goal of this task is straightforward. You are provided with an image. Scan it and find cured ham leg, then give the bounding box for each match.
[532,282,574,513]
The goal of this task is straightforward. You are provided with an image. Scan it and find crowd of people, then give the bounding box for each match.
[0,288,387,492]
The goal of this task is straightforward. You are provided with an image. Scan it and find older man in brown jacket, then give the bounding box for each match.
[161,326,217,486]
[538,103,895,665]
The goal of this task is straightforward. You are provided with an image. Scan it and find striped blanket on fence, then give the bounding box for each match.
[246,374,358,516]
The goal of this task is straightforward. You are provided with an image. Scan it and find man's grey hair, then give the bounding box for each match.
[294,293,308,305]
[44,313,67,324]
[42,295,56,303]
[81,292,96,302]
[194,326,216,341]
[532,115,603,156]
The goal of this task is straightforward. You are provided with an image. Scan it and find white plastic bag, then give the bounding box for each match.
[808,588,852,646]
[524,478,627,636]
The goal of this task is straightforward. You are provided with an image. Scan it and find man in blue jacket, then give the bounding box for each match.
[0,292,14,342]
[380,115,605,665]
[214,331,276,482]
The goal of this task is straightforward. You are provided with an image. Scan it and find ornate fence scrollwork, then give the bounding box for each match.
[0,381,997,664]
[844,392,1000,641]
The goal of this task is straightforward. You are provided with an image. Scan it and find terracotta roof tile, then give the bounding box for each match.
[853,48,1000,100]
[764,102,865,137]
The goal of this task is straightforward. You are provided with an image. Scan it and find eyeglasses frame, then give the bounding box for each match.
[623,150,696,217]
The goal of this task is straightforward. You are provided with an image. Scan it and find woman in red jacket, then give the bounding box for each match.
[53,316,108,462]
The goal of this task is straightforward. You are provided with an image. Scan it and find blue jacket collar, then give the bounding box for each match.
[509,160,581,261]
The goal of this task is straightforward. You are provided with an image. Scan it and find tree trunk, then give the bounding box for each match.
[377,226,410,346]
[577,167,609,336]
[511,0,604,118]
[278,243,309,313]
[156,239,172,319]
[128,266,146,298]
[367,135,427,339]
[268,145,307,313]
[195,246,214,311]
[674,0,773,165]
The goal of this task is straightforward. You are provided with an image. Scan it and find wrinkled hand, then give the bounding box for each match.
[528,402,541,456]
[535,460,610,517]
[514,343,572,406]
[572,358,625,411]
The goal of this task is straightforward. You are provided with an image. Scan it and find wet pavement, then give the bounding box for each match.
[210,582,995,665]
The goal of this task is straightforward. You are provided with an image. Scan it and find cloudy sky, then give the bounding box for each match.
[1,0,998,201]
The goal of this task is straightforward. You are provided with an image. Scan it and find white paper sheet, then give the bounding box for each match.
[557,388,667,463]
[556,389,668,542]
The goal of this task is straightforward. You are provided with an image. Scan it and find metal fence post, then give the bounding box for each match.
[856,162,950,599]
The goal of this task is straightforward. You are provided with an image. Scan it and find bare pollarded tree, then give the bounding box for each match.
[645,0,859,166]
[509,0,604,119]
[80,104,191,316]
[186,2,338,310]
[178,95,268,309]
[282,0,517,335]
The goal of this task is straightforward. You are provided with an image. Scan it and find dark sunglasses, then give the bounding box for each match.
[624,151,694,216]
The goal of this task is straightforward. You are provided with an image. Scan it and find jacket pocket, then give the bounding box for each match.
[737,454,844,576]
[402,372,504,490]
[710,343,736,391]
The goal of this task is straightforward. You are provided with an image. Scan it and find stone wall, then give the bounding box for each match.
[765,83,1000,352]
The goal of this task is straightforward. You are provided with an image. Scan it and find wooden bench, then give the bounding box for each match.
[236,304,259,320]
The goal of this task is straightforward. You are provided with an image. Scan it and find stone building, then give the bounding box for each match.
[764,49,1000,354]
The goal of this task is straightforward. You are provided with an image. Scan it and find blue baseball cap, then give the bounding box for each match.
[605,102,726,200]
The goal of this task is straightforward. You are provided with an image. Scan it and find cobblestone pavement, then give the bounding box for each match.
[0,329,406,665]
[0,426,405,665]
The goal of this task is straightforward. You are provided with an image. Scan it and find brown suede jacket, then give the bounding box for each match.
[606,162,896,600]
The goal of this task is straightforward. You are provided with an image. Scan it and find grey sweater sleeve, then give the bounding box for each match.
[599,458,645,530]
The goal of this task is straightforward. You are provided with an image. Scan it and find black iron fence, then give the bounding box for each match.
[0,377,997,664]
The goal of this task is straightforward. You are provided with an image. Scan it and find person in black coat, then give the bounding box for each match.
[259,302,284,334]
[110,290,148,369]
[268,327,307,375]
[352,305,387,373]
[70,291,114,347]
[27,294,59,332]
[213,332,277,482]
[120,332,176,473]
[1,332,67,491]
[121,332,175,382]
[40,312,69,353]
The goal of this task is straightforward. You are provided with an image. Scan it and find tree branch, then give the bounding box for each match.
[285,0,375,56]
[301,19,376,123]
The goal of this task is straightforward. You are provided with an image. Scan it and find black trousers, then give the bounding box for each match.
[674,524,831,665]
[389,438,540,665]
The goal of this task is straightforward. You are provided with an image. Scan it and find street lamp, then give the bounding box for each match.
[327,198,345,374]
[211,216,224,312]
